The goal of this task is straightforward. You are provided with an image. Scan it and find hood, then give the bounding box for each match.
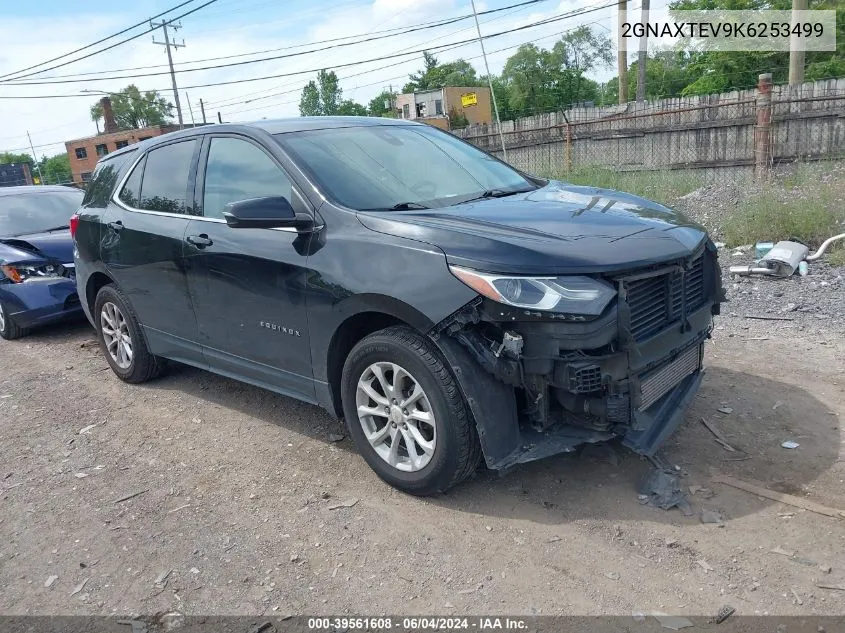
[0,229,74,265]
[357,181,708,274]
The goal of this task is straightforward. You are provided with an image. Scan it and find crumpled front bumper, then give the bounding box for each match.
[434,244,720,470]
[0,277,82,329]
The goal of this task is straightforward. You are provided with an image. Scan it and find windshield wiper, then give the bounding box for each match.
[40,225,70,232]
[361,202,431,211]
[455,188,534,205]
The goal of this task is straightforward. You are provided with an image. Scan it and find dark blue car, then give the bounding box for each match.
[0,185,83,339]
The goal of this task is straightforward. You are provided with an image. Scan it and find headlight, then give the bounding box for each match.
[0,263,62,284]
[449,265,616,316]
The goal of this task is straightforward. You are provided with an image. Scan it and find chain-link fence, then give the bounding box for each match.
[454,77,845,181]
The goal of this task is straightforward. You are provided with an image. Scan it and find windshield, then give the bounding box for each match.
[0,189,83,237]
[276,124,536,210]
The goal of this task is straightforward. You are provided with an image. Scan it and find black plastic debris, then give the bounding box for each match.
[638,468,693,515]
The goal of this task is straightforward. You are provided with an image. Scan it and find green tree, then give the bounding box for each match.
[0,151,33,165]
[298,70,365,116]
[501,43,559,116]
[90,85,173,130]
[38,154,72,185]
[483,75,516,122]
[337,100,368,116]
[299,80,322,116]
[403,52,484,92]
[368,90,398,117]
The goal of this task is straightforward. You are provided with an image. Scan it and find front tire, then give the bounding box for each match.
[0,301,29,340]
[94,284,165,383]
[341,326,481,495]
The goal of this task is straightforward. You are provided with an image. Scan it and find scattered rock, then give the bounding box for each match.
[717,406,733,414]
[327,498,359,510]
[69,579,88,596]
[700,509,725,524]
[710,605,735,624]
[603,572,620,580]
[769,546,795,557]
[664,538,678,548]
[819,565,832,574]
[781,440,800,449]
[154,570,172,585]
[328,433,345,443]
[696,559,714,572]
[44,575,58,588]
[289,554,299,563]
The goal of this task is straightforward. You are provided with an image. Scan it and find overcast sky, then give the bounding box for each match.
[0,0,666,158]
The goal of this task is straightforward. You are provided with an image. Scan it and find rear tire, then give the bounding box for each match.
[94,284,165,383]
[341,325,481,496]
[0,301,29,340]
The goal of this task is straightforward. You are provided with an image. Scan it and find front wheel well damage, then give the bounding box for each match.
[327,311,406,417]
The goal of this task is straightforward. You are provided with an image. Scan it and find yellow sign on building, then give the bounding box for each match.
[461,92,478,108]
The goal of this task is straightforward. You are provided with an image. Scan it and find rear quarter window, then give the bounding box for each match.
[83,149,138,208]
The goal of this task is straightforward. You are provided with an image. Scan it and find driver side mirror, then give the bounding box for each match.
[222,196,315,231]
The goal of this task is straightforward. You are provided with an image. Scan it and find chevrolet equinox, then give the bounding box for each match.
[72,117,722,495]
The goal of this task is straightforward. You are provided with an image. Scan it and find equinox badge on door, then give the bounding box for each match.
[259,321,301,337]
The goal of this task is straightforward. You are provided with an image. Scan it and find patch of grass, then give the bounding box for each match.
[826,244,845,267]
[544,166,705,206]
[723,193,844,250]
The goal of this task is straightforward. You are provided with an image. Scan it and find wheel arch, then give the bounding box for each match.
[85,271,116,317]
[324,295,435,417]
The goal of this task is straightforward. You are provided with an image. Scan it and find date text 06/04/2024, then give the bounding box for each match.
[306,617,528,630]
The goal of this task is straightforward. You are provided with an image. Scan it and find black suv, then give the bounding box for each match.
[73,117,721,495]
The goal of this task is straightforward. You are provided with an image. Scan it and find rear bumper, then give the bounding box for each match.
[0,278,83,329]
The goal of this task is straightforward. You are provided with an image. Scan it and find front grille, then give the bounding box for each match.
[625,253,708,341]
[639,344,702,410]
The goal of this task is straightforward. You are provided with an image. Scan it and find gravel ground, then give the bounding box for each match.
[1,172,843,621]
[674,170,845,338]
[1,317,843,620]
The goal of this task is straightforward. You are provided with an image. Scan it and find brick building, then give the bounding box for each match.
[394,86,492,130]
[64,97,187,185]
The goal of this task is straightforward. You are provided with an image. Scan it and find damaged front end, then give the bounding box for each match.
[433,240,722,471]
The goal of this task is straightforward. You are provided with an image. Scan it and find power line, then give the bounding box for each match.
[5,13,478,82]
[2,0,554,87]
[222,16,612,118]
[171,8,620,93]
[0,0,220,84]
[0,3,623,102]
[0,0,199,82]
[203,0,541,110]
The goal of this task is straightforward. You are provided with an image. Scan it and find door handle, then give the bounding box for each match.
[107,221,124,232]
[186,234,213,248]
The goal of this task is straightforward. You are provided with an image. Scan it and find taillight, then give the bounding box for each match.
[69,214,79,239]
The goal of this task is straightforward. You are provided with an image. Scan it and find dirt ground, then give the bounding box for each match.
[1,313,844,619]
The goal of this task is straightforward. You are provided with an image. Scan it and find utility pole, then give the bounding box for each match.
[788,0,808,85]
[470,0,507,161]
[151,19,186,128]
[617,0,629,104]
[636,0,649,101]
[26,131,44,185]
[185,92,196,125]
[199,98,207,124]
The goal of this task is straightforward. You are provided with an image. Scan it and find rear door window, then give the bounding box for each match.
[201,137,292,220]
[137,140,198,214]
